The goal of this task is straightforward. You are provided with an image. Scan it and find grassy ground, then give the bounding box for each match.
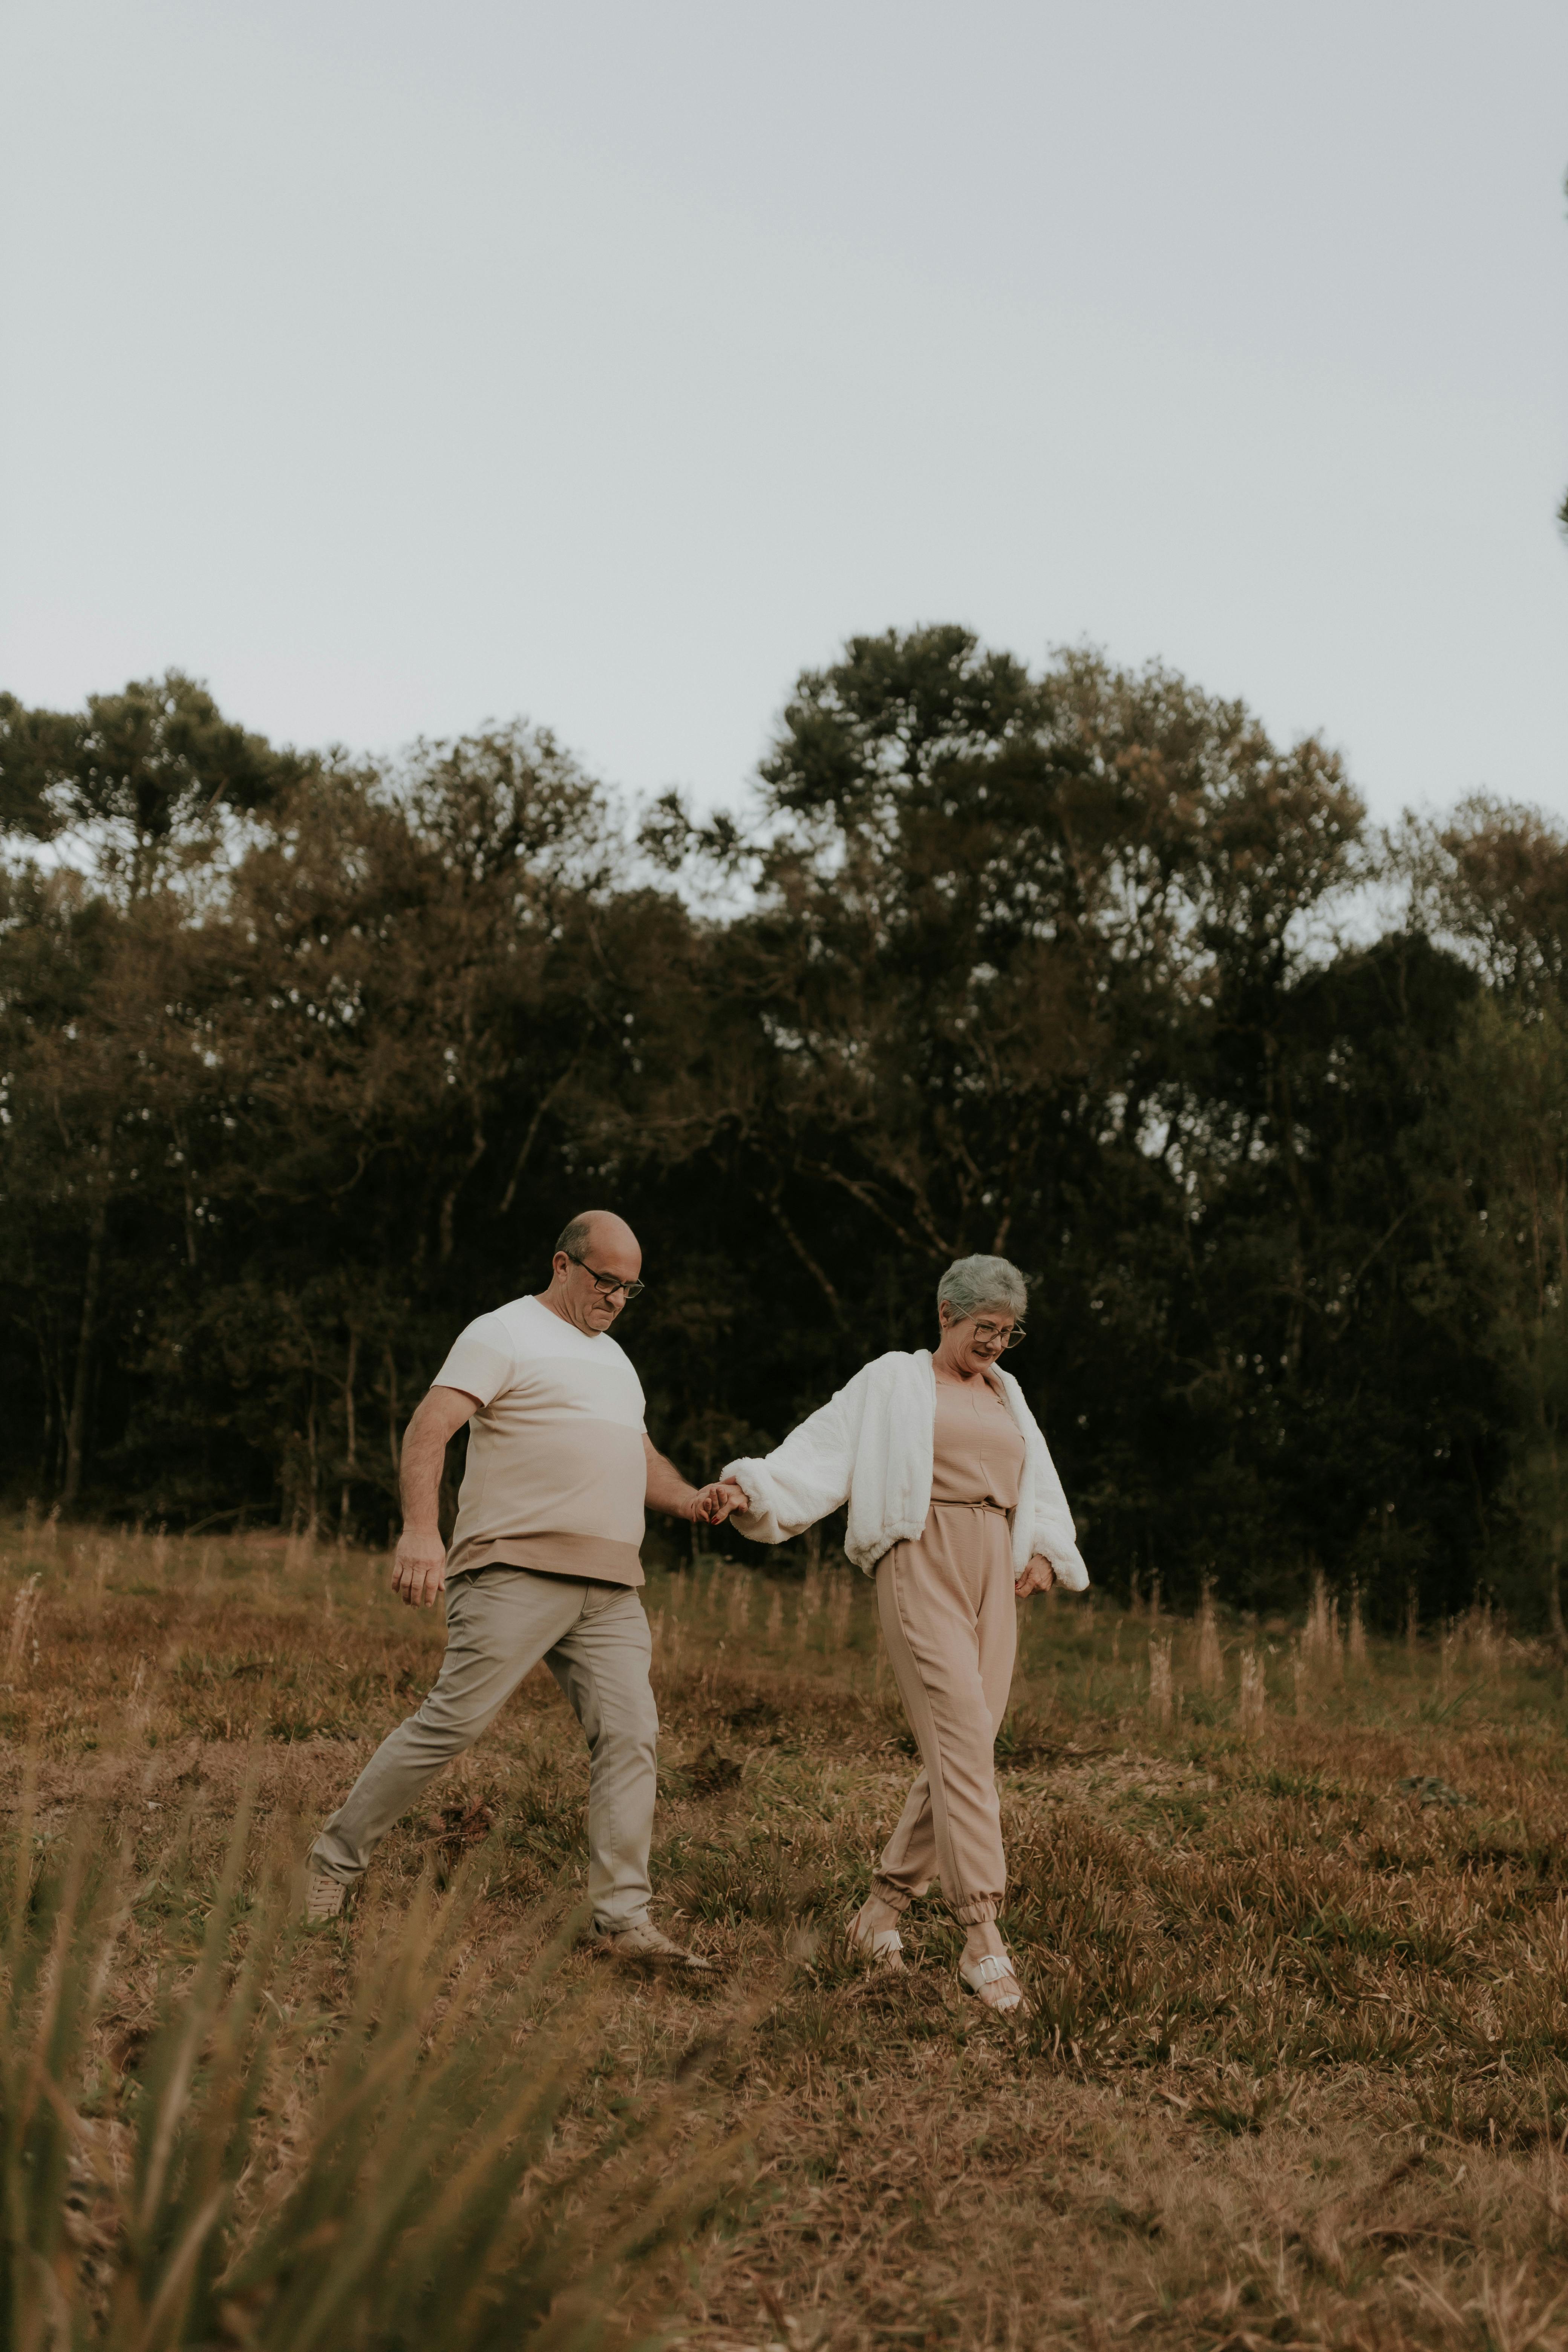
[8,1517,1568,2351]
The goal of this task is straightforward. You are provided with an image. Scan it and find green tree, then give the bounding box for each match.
[0,864,210,1503]
[0,669,309,899]
[0,674,309,1505]
[1425,997,1568,1639]
[0,633,1556,1626]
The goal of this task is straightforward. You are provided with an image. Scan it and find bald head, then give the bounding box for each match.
[556,1210,640,1262]
[542,1210,644,1336]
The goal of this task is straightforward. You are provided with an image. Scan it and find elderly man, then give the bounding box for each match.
[305,1211,730,1966]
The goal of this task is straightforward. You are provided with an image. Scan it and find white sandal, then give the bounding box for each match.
[959,1950,1030,2017]
[848,1908,905,1971]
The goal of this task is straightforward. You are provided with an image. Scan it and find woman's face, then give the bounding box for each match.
[937,1303,1018,1377]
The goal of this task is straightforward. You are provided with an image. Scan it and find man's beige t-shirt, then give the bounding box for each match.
[435,1295,648,1588]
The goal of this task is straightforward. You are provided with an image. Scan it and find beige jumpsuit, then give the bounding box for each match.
[871,1375,1026,1927]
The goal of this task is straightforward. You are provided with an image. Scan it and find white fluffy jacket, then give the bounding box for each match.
[721,1349,1089,1589]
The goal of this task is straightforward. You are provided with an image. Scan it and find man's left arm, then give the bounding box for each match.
[643,1436,733,1525]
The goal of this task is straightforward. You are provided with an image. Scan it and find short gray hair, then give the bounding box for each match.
[937,1253,1028,1324]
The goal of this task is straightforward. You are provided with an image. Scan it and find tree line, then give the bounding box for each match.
[3,628,1567,1627]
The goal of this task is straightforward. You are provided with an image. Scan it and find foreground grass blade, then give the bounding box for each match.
[0,1770,741,2352]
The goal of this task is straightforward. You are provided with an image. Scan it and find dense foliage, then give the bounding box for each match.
[4,634,1567,1625]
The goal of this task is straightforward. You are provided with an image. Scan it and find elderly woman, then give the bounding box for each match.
[715,1254,1088,2016]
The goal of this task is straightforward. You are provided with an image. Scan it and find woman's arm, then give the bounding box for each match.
[1011,1388,1090,1590]
[720,1388,858,1545]
[1014,1555,1058,1598]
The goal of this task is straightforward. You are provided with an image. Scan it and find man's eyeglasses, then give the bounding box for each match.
[567,1252,645,1302]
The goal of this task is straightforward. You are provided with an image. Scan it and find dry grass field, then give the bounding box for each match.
[8,1517,1568,2352]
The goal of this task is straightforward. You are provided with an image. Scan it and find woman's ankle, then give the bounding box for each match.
[961,1921,1005,1964]
[858,1891,903,1934]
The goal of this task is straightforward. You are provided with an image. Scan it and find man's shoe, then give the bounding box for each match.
[593,1919,712,1971]
[304,1871,350,1924]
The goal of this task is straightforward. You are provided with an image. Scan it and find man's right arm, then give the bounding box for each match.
[392,1385,480,1608]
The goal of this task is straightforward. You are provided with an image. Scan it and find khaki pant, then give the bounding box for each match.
[310,1566,658,1932]
[871,1507,1017,1926]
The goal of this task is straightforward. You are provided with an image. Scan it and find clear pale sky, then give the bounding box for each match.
[3,1,1566,822]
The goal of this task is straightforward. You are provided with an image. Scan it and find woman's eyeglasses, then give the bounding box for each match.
[973,1317,1025,1355]
[962,1317,1026,1349]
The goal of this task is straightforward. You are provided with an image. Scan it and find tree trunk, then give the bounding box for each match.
[1548,1435,1566,1654]
[438,1115,487,1264]
[344,1327,358,1469]
[385,1344,401,1476]
[61,1195,107,1509]
[306,1384,319,1540]
[1533,1398,1567,1652]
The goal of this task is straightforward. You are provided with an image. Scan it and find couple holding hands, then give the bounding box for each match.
[306,1212,1089,2017]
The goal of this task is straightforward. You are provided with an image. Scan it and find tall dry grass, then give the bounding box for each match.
[8,1517,1568,2349]
[2,1792,747,2350]
[0,1525,756,2350]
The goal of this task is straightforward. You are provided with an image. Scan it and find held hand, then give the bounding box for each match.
[392,1528,448,1608]
[1014,1554,1057,1599]
[691,1479,750,1526]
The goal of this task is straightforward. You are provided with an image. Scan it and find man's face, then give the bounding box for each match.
[555,1233,644,1335]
